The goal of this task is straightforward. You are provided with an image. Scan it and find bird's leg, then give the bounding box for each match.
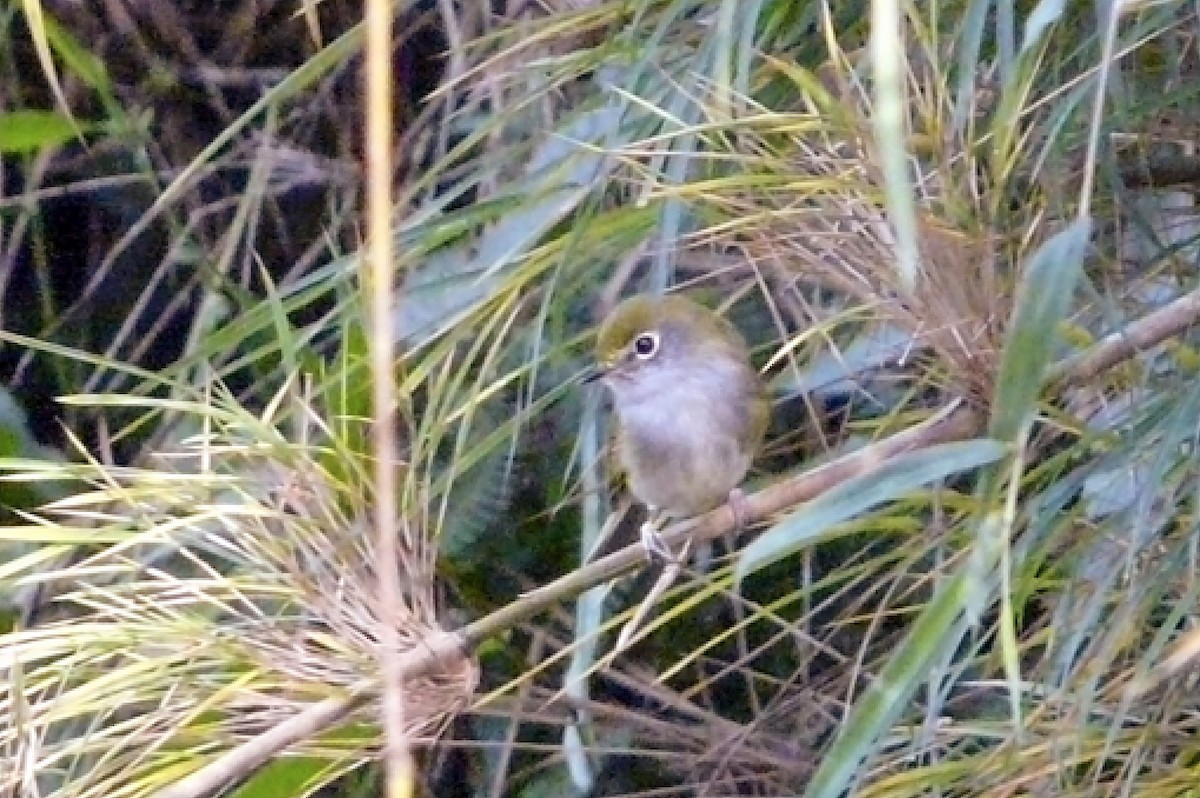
[620,492,753,653]
[639,508,675,563]
[726,487,751,533]
[714,488,752,565]
[643,489,751,564]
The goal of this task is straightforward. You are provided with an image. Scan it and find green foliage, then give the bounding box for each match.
[0,108,88,153]
[230,758,357,798]
[737,439,1007,581]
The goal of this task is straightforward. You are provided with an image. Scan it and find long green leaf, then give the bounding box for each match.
[803,569,977,798]
[0,109,89,154]
[736,439,1007,582]
[989,216,1091,441]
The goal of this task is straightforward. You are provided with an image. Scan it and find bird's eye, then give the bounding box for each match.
[632,331,659,359]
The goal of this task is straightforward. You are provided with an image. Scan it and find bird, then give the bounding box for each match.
[590,293,769,557]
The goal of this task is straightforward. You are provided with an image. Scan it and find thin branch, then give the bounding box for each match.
[1048,287,1200,383]
[154,284,1200,798]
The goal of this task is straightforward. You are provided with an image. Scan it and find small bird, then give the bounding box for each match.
[590,293,769,557]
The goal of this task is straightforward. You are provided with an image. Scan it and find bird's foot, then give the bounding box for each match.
[727,487,751,533]
[639,517,676,564]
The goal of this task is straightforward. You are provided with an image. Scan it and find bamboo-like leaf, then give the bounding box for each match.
[736,439,1007,582]
[1022,0,1068,55]
[989,217,1091,441]
[803,572,977,798]
[951,0,991,132]
[396,105,623,342]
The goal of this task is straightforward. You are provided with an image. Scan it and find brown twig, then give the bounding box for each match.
[154,285,1200,798]
[1048,287,1200,383]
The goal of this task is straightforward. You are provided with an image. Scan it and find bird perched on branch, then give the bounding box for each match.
[589,293,769,557]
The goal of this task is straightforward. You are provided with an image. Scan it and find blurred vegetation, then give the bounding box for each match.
[2,1,1200,797]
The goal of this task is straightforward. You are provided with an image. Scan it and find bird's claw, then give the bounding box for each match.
[639,520,675,563]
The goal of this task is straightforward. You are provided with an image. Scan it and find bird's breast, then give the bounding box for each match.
[616,397,750,517]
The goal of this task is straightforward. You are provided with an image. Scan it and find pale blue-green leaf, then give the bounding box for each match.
[804,572,976,798]
[567,583,608,698]
[436,398,515,563]
[1021,0,1067,55]
[736,439,1007,582]
[567,393,613,690]
[951,0,991,133]
[734,0,764,99]
[563,723,594,794]
[964,508,1007,621]
[1081,460,1147,518]
[646,79,703,291]
[997,0,1015,81]
[435,445,514,561]
[560,389,610,792]
[579,389,608,559]
[396,105,621,342]
[989,216,1090,441]
[774,323,913,398]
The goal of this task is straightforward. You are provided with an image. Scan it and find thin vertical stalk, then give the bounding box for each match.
[364,0,412,796]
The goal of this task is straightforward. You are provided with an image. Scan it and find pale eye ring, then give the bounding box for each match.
[632,331,659,359]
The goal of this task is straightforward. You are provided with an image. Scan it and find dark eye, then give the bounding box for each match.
[632,332,659,359]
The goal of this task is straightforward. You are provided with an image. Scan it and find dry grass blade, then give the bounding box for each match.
[0,387,478,798]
